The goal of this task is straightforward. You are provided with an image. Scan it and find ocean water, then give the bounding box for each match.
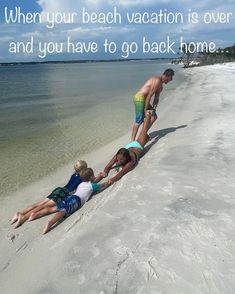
[0,60,182,196]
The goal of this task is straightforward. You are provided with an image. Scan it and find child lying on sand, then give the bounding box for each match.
[14,168,110,234]
[10,159,87,227]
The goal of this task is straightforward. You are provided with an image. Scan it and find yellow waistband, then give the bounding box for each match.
[134,92,145,102]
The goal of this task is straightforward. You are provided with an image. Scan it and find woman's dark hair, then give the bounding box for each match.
[116,148,131,164]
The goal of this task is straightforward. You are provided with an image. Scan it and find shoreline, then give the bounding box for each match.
[1,63,235,293]
[0,60,182,197]
[1,64,184,199]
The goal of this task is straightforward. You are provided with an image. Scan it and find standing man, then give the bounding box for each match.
[131,68,174,141]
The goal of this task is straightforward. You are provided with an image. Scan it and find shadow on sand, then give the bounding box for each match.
[141,124,188,157]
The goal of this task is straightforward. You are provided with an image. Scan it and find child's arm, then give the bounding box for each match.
[93,174,103,183]
[98,154,117,179]
[91,181,110,193]
[100,181,111,189]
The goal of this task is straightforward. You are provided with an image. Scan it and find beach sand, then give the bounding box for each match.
[1,63,235,294]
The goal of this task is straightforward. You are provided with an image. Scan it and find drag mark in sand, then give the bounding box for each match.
[0,260,10,273]
[65,214,83,233]
[16,241,28,253]
[114,252,130,294]
[146,257,160,281]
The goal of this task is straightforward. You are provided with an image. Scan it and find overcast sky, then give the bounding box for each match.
[0,0,234,62]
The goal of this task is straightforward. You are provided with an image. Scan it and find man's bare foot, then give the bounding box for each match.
[42,222,51,234]
[14,214,24,228]
[10,212,20,224]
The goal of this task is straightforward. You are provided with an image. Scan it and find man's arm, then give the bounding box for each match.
[144,78,161,113]
[153,92,160,110]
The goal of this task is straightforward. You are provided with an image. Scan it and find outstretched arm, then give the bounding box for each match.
[97,154,117,180]
[108,160,135,184]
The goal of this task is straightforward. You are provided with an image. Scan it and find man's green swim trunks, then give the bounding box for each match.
[133,92,157,124]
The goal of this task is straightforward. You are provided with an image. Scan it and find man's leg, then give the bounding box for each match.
[132,95,145,141]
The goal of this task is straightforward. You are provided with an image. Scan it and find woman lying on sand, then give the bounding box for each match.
[98,110,152,184]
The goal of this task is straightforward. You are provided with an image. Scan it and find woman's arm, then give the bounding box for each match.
[108,160,135,184]
[97,154,117,180]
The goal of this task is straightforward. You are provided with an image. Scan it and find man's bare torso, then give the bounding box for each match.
[138,76,163,98]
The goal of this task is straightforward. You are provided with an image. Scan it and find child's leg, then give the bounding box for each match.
[43,210,66,234]
[14,199,56,224]
[13,213,29,229]
[27,199,56,218]
[10,198,51,224]
[20,198,51,215]
[28,206,58,221]
[42,196,81,234]
[137,111,152,147]
[14,205,58,228]
[10,212,21,225]
[14,200,56,226]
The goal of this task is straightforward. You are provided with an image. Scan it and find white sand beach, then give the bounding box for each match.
[1,63,235,294]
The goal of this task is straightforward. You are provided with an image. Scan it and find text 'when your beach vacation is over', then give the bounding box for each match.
[5,6,186,28]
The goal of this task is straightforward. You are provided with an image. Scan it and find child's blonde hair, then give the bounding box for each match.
[74,160,87,173]
[80,168,94,182]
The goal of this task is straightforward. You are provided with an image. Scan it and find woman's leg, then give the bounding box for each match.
[137,111,152,147]
[131,122,142,142]
[149,113,158,131]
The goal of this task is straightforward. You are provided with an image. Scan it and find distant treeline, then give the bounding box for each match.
[0,57,170,66]
[200,44,235,65]
[171,43,235,67]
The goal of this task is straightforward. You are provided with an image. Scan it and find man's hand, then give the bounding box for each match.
[145,110,151,117]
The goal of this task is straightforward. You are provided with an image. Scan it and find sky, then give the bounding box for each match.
[0,0,234,62]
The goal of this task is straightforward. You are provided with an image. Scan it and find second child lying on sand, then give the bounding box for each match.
[15,168,110,234]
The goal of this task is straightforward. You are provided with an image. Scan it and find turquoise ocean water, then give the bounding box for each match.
[0,60,182,196]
